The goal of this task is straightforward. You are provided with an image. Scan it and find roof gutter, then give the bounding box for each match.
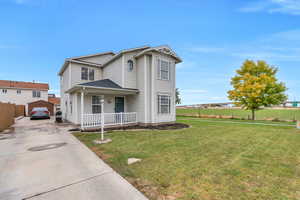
[66,85,139,94]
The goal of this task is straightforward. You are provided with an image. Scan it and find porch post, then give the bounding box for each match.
[100,98,104,141]
[81,90,84,129]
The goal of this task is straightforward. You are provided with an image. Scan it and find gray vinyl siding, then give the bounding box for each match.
[70,63,102,87]
[102,57,123,86]
[152,52,176,123]
[123,51,138,89]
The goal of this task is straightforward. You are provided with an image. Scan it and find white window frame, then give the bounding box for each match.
[157,94,171,114]
[32,90,41,98]
[81,67,88,80]
[92,96,102,114]
[17,89,21,94]
[82,67,95,81]
[158,58,170,81]
[89,68,94,81]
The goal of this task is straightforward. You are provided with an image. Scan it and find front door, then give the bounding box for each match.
[115,97,125,113]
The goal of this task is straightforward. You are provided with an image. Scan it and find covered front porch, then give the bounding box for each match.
[66,79,139,129]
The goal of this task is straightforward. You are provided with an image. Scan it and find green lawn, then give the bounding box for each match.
[74,117,300,200]
[177,108,300,121]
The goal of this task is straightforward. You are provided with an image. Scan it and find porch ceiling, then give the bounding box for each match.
[66,85,138,95]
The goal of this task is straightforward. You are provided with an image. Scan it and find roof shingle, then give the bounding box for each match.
[0,80,49,90]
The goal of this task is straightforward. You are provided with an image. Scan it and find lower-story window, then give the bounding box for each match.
[92,96,102,114]
[158,94,171,114]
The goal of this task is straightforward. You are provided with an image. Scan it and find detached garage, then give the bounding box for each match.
[28,100,54,116]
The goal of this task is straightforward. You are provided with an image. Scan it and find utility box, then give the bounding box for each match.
[297,121,300,129]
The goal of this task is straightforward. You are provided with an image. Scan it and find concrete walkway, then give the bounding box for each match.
[0,118,147,200]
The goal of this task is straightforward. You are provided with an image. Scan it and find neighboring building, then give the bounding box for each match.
[48,93,61,112]
[0,80,49,115]
[58,45,182,126]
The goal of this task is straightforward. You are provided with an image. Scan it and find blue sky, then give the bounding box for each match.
[0,0,300,105]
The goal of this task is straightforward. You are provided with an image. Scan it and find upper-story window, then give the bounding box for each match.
[127,60,134,72]
[17,89,21,94]
[158,59,170,80]
[33,90,41,98]
[2,89,7,94]
[81,67,94,81]
[89,69,94,80]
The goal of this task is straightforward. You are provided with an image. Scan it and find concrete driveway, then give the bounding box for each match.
[0,118,147,200]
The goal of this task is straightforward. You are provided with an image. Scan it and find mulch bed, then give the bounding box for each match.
[69,123,189,132]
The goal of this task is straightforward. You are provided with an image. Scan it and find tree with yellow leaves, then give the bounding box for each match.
[228,60,287,120]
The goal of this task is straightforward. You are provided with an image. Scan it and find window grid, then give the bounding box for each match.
[92,96,102,114]
[158,95,171,114]
[82,67,95,81]
[158,59,170,80]
[32,90,41,98]
[81,67,88,80]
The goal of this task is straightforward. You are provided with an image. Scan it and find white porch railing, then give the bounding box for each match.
[81,112,137,129]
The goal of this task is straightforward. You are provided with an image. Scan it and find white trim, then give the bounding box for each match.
[75,92,78,124]
[151,54,155,123]
[80,91,84,128]
[66,85,138,94]
[157,93,171,114]
[69,62,72,89]
[101,46,150,68]
[144,55,147,123]
[69,51,115,60]
[122,55,125,87]
[157,58,170,81]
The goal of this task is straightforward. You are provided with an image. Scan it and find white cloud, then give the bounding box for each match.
[184,29,300,62]
[239,0,300,15]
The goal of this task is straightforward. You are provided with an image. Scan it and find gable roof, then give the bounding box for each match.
[100,46,150,68]
[134,45,182,63]
[58,59,102,76]
[58,45,182,75]
[69,51,115,60]
[0,80,49,90]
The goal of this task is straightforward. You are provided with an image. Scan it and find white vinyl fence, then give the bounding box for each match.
[81,112,137,129]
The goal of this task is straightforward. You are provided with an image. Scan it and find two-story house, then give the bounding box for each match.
[58,45,182,127]
[0,80,49,115]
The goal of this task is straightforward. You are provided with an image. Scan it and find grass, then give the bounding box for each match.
[177,108,300,121]
[74,117,300,200]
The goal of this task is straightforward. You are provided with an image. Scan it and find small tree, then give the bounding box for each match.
[228,60,287,120]
[176,88,181,104]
